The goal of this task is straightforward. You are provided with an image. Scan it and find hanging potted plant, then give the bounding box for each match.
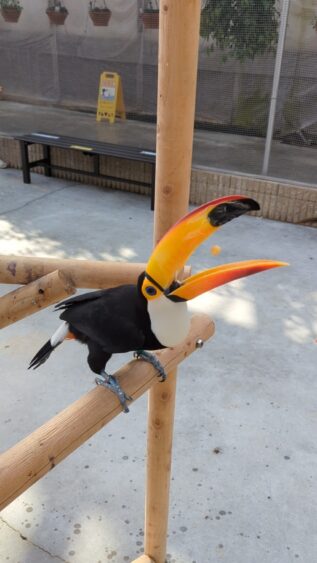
[46,0,68,25]
[89,0,111,26]
[0,0,23,23]
[141,0,159,30]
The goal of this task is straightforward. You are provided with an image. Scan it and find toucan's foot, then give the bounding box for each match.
[95,372,132,413]
[134,350,167,383]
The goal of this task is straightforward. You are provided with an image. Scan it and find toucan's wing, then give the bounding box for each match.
[55,288,113,311]
[59,286,146,353]
[167,260,288,301]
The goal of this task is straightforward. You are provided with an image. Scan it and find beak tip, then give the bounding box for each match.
[208,197,261,227]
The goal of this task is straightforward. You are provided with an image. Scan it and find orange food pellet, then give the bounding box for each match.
[211,245,222,256]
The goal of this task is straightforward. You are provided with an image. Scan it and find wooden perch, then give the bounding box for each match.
[0,314,214,511]
[0,255,191,290]
[0,255,145,289]
[132,557,154,563]
[0,270,75,329]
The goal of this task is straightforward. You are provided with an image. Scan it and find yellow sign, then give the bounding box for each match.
[96,72,126,124]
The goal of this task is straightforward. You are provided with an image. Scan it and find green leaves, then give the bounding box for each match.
[0,0,22,9]
[200,0,279,62]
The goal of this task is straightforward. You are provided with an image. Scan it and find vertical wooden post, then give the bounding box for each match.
[144,2,202,562]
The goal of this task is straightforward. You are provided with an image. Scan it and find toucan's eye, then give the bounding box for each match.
[145,286,157,296]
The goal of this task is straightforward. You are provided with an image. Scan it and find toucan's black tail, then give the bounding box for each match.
[29,340,55,370]
[29,322,69,370]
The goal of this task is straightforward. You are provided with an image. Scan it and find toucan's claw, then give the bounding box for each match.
[134,350,167,383]
[95,372,132,413]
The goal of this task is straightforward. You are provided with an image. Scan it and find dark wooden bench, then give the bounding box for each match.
[15,132,156,210]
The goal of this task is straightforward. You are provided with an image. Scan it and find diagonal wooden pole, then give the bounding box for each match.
[0,270,75,329]
[0,315,214,512]
[144,2,202,562]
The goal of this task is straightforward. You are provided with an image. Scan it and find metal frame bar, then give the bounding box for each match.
[262,0,290,175]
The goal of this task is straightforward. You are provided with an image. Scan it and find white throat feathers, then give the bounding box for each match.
[148,294,190,347]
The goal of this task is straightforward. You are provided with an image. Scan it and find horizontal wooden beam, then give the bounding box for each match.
[0,314,214,511]
[0,255,145,289]
[0,270,75,329]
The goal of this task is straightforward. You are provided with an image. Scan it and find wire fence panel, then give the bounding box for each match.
[1,0,317,184]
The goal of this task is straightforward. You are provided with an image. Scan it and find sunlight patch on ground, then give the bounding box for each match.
[99,252,127,262]
[188,281,257,329]
[118,246,137,259]
[283,315,314,344]
[0,219,63,257]
[282,291,317,344]
[0,218,138,263]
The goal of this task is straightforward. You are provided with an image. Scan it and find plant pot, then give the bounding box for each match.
[1,8,22,23]
[89,9,111,26]
[46,9,68,25]
[141,9,159,29]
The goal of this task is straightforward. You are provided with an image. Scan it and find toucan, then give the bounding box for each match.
[29,195,287,412]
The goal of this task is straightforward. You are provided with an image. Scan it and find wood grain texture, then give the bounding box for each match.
[146,2,202,562]
[145,369,177,560]
[153,0,201,244]
[131,556,154,563]
[0,269,75,329]
[0,255,145,288]
[0,314,214,512]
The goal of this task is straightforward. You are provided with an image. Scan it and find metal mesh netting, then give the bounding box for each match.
[1,1,317,174]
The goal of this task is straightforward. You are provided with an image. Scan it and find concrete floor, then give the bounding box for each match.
[0,168,316,563]
[1,100,317,187]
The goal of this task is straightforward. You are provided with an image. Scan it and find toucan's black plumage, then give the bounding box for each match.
[29,195,286,412]
[29,273,163,369]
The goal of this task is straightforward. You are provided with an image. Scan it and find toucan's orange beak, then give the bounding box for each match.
[141,195,260,300]
[166,260,288,301]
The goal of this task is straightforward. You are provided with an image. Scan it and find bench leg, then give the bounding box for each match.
[93,154,100,176]
[150,163,155,211]
[43,145,52,177]
[19,141,31,184]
